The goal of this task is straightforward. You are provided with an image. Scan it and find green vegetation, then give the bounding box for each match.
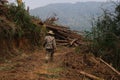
[0,3,44,59]
[85,3,120,70]
[7,3,42,46]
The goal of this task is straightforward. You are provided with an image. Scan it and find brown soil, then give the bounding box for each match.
[0,47,71,80]
[0,47,120,80]
[61,52,120,80]
[1,5,120,80]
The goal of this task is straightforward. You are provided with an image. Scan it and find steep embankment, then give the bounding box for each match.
[0,5,42,60]
[0,7,18,58]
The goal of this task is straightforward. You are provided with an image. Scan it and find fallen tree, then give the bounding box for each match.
[99,58,120,76]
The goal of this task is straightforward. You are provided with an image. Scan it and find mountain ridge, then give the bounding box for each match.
[30,2,114,31]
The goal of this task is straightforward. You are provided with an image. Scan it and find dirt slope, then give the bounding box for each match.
[61,52,120,80]
[0,47,72,80]
[0,46,120,80]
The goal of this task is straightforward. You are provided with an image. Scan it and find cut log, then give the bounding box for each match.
[57,43,69,46]
[55,33,67,40]
[70,39,77,45]
[99,58,120,76]
[46,24,70,32]
[73,43,78,47]
[56,39,68,43]
[39,23,83,47]
[80,71,104,80]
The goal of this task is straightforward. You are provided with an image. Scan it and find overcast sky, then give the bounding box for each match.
[9,0,117,9]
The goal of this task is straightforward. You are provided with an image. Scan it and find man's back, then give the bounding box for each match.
[44,30,56,63]
[44,35,56,49]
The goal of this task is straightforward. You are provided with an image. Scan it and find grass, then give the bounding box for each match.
[36,67,64,79]
[0,65,14,71]
[47,67,64,73]
[37,73,60,79]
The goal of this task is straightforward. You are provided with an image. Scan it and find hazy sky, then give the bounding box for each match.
[9,0,116,9]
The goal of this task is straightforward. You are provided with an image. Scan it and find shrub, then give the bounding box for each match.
[85,3,120,70]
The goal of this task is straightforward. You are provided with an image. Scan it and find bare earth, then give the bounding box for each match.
[0,46,120,80]
[0,47,71,80]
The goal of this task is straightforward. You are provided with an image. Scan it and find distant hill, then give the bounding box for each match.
[30,2,114,31]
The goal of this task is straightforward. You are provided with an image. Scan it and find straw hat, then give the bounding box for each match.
[48,30,54,35]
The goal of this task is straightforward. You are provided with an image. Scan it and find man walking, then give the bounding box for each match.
[43,30,56,63]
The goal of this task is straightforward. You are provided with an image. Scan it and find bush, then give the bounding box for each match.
[6,3,43,46]
[85,3,120,70]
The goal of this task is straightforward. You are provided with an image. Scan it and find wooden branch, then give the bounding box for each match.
[70,39,78,46]
[73,43,78,47]
[57,43,69,46]
[46,24,70,32]
[99,58,120,76]
[80,71,104,80]
[57,30,70,37]
[55,33,67,40]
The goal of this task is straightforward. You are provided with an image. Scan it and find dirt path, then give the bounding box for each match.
[0,47,72,80]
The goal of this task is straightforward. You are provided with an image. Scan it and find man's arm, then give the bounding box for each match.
[53,37,56,50]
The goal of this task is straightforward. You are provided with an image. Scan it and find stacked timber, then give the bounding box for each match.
[45,24,83,47]
[0,0,8,5]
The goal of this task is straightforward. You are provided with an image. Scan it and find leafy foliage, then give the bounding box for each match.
[6,3,42,46]
[0,3,47,59]
[85,3,120,70]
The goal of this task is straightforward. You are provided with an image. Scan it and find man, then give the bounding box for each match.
[43,30,56,63]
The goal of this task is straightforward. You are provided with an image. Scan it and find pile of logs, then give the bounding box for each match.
[0,0,8,5]
[46,24,83,47]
